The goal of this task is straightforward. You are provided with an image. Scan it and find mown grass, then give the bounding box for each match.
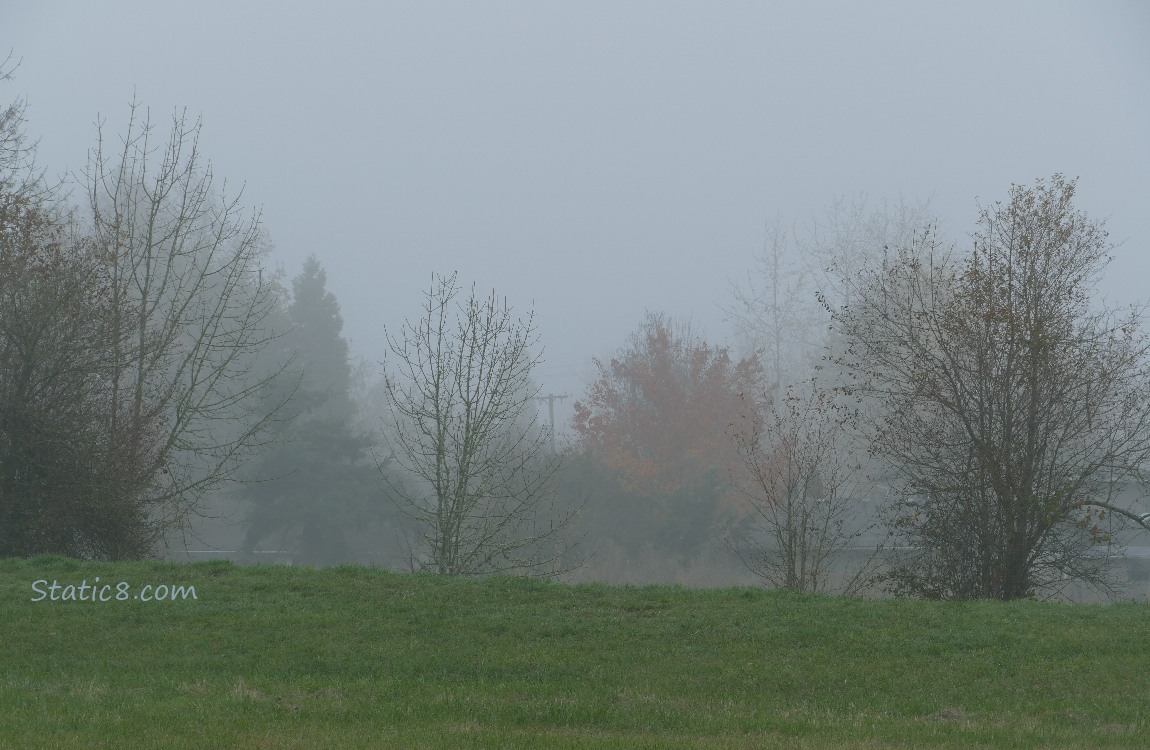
[1,556,1147,748]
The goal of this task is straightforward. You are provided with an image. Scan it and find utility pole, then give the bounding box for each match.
[535,393,569,453]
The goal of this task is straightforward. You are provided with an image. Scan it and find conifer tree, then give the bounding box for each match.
[241,256,382,565]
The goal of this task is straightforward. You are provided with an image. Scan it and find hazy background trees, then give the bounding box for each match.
[719,200,935,593]
[566,312,761,580]
[238,256,386,566]
[4,52,1148,597]
[728,197,936,398]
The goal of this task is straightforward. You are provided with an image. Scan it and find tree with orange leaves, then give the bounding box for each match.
[571,313,762,557]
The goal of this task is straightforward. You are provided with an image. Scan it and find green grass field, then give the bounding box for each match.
[1,556,1147,748]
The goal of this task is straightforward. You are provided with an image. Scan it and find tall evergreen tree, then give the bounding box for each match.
[241,256,382,565]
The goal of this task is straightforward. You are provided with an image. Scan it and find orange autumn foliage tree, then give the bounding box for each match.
[572,313,763,502]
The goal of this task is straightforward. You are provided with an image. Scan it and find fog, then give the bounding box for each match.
[5,3,1150,592]
[6,1,1148,436]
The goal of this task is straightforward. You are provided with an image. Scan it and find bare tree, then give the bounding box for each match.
[83,102,288,551]
[835,175,1150,600]
[381,273,575,575]
[728,380,877,594]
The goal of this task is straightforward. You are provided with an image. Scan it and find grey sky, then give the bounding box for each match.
[4,1,1148,434]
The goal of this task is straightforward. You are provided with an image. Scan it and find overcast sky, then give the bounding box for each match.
[4,1,1149,434]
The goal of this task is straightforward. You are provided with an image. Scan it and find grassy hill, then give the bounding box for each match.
[1,556,1147,748]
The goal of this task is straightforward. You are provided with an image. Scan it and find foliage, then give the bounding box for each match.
[573,312,760,497]
[554,451,733,570]
[836,175,1150,600]
[0,83,285,559]
[1,557,1147,748]
[571,313,761,561]
[0,72,164,558]
[0,195,161,557]
[382,273,575,575]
